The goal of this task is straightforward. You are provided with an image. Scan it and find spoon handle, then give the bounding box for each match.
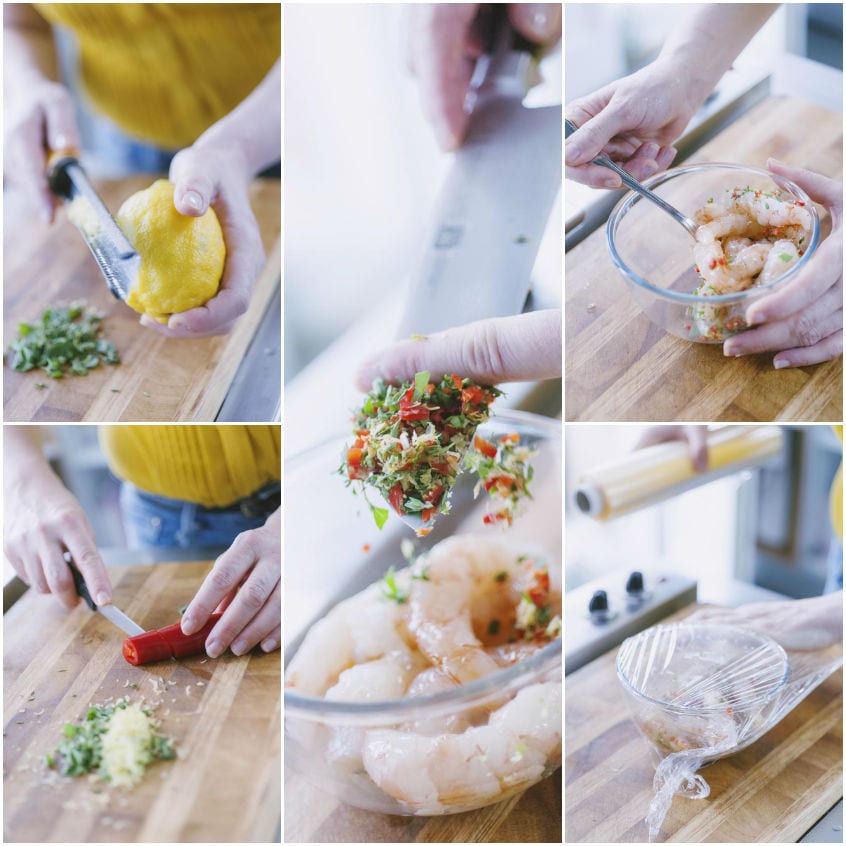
[565,118,698,239]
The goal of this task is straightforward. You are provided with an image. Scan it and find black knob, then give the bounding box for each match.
[626,571,645,595]
[589,590,608,614]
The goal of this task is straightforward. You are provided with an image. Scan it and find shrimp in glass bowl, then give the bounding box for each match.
[607,163,820,343]
[284,412,562,816]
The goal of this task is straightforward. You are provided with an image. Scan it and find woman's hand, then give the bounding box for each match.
[687,592,843,652]
[565,57,692,188]
[357,309,561,389]
[137,143,265,338]
[180,508,280,657]
[407,3,561,150]
[635,425,709,473]
[723,160,843,367]
[3,428,112,610]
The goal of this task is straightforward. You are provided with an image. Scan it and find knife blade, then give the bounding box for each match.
[47,153,139,302]
[65,552,145,637]
[396,22,562,338]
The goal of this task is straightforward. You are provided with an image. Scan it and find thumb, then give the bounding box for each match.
[767,158,842,216]
[564,101,629,167]
[169,148,216,217]
[509,4,561,43]
[356,310,561,390]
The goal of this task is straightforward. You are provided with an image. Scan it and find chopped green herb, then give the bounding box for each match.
[380,566,408,604]
[514,234,529,244]
[494,571,508,582]
[7,302,120,379]
[778,252,793,262]
[370,504,389,530]
[413,370,430,400]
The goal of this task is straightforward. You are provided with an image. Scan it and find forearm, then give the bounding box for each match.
[4,5,57,95]
[658,4,778,108]
[193,59,280,178]
[4,426,53,487]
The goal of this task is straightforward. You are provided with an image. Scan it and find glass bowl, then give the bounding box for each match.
[606,163,820,343]
[284,410,562,815]
[616,623,789,763]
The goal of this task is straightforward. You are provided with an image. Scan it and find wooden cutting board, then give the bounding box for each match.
[284,764,561,843]
[3,561,280,842]
[565,96,843,422]
[565,604,843,843]
[3,178,280,422]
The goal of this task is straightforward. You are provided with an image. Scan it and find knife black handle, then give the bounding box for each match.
[46,152,81,201]
[478,4,540,56]
[64,551,97,611]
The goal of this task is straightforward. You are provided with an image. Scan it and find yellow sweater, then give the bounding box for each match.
[99,425,281,509]
[36,3,280,149]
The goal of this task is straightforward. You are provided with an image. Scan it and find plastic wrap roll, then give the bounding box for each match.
[575,426,784,520]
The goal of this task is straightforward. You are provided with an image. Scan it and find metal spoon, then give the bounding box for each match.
[565,118,698,239]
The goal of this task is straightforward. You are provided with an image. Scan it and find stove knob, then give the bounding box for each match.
[626,571,644,595]
[588,590,609,615]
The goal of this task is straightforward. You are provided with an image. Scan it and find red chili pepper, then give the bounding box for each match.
[708,259,717,270]
[474,435,498,458]
[362,544,371,553]
[796,200,805,206]
[451,374,463,390]
[461,386,487,407]
[346,447,367,480]
[424,484,445,505]
[122,613,223,665]
[500,433,520,444]
[388,483,405,515]
[398,399,430,421]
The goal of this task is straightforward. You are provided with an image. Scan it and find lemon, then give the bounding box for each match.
[116,179,225,323]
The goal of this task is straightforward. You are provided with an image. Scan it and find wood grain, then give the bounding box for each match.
[565,96,843,422]
[3,178,280,422]
[3,561,280,843]
[284,766,561,843]
[565,605,843,843]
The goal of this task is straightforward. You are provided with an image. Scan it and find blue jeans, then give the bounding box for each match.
[824,537,843,594]
[120,484,267,549]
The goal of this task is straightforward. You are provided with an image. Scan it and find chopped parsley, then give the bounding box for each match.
[380,566,408,604]
[7,302,120,379]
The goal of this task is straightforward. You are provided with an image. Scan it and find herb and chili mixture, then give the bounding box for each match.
[342,372,535,533]
[7,302,120,379]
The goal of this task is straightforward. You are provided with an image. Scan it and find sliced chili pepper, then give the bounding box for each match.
[122,613,223,665]
[474,435,498,458]
[388,483,405,515]
[346,447,367,480]
[451,374,463,390]
[398,399,430,421]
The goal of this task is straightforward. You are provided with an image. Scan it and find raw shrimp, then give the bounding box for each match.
[407,535,547,684]
[361,682,562,814]
[759,239,801,285]
[285,578,414,696]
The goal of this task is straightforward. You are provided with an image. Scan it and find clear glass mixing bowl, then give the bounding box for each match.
[606,163,820,343]
[616,623,790,763]
[284,410,562,815]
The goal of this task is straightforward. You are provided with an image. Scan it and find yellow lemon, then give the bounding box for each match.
[116,179,225,323]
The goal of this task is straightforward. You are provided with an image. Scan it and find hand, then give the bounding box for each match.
[4,76,80,224]
[180,508,280,658]
[723,160,843,368]
[687,592,843,652]
[635,425,708,473]
[565,57,694,188]
[356,309,561,389]
[407,3,561,150]
[139,143,265,338]
[3,449,111,611]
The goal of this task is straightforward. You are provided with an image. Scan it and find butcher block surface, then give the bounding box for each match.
[565,96,843,422]
[4,178,280,422]
[4,561,280,842]
[565,604,843,843]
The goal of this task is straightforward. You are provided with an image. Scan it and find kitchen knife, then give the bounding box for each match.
[65,552,145,637]
[396,15,562,338]
[47,152,139,302]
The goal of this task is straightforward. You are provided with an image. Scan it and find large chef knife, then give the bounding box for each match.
[396,16,562,338]
[65,552,145,636]
[47,152,139,302]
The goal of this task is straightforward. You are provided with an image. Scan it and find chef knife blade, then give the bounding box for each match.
[47,153,139,302]
[396,25,562,339]
[65,552,145,636]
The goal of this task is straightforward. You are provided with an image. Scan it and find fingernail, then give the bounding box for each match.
[774,358,790,369]
[643,143,659,159]
[182,190,204,213]
[261,638,278,653]
[603,176,621,189]
[95,591,110,606]
[231,638,248,656]
[747,311,766,325]
[206,639,222,659]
